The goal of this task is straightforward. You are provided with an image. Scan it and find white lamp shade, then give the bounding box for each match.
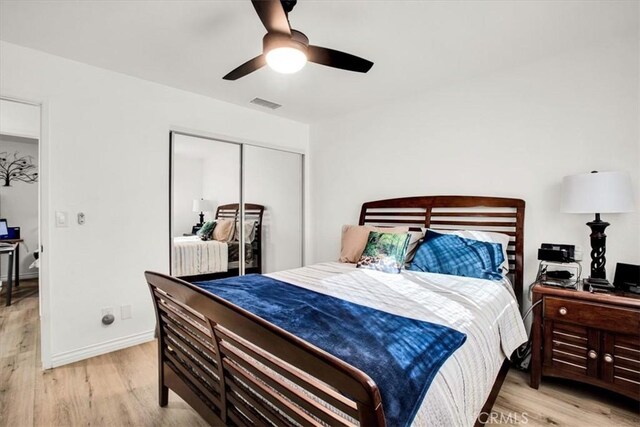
[561,171,635,214]
[192,199,213,213]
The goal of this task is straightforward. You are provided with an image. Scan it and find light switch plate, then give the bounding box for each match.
[55,211,68,227]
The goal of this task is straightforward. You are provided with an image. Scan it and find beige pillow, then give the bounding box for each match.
[340,225,409,263]
[213,219,235,242]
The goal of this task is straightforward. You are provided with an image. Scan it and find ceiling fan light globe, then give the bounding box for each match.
[266,47,307,74]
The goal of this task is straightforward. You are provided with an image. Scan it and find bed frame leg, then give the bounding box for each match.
[159,383,169,407]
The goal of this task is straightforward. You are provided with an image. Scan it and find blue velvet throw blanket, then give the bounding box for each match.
[195,274,466,427]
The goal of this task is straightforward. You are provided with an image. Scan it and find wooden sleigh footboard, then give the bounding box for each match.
[145,271,385,427]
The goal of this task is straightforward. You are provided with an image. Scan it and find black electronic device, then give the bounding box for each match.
[538,243,576,263]
[613,263,640,294]
[7,227,20,239]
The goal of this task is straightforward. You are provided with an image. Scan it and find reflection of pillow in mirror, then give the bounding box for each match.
[234,220,257,243]
[340,225,409,263]
[197,221,216,241]
[213,219,235,242]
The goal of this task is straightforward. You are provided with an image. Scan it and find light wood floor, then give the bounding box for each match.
[1,281,638,426]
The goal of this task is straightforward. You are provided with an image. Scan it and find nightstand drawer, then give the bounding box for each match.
[545,297,640,335]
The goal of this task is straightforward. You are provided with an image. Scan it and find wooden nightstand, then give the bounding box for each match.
[530,284,640,400]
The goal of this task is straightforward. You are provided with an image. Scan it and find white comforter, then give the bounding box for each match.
[268,262,527,427]
[172,236,228,276]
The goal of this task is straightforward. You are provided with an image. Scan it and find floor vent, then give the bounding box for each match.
[250,97,282,110]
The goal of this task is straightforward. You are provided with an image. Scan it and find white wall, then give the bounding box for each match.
[310,37,639,308]
[172,155,203,237]
[0,41,308,367]
[200,138,241,219]
[0,135,39,278]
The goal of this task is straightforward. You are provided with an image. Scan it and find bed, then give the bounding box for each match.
[172,203,264,279]
[148,195,527,426]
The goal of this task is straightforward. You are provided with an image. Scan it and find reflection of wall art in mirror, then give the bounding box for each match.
[0,151,38,187]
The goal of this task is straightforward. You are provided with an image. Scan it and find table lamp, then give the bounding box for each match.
[561,171,635,289]
[192,199,213,226]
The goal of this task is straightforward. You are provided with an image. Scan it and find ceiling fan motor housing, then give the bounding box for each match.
[263,30,309,55]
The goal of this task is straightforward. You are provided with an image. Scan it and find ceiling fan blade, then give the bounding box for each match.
[223,55,266,80]
[251,0,291,35]
[307,46,373,73]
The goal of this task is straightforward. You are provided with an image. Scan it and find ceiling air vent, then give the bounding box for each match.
[250,97,282,110]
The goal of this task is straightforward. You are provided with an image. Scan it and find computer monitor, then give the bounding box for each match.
[0,219,8,239]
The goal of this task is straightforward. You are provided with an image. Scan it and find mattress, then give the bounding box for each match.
[172,236,228,276]
[267,262,527,426]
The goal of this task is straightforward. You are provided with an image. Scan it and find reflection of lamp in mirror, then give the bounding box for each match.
[561,171,635,290]
[192,198,213,227]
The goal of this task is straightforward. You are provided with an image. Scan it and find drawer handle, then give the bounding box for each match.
[558,307,568,316]
[604,353,614,363]
[588,350,598,359]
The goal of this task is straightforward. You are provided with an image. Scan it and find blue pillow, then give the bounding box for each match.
[408,230,504,280]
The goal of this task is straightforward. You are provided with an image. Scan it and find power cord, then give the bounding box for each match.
[512,298,543,370]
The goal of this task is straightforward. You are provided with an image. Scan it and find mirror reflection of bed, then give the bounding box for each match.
[172,203,264,280]
[170,131,304,281]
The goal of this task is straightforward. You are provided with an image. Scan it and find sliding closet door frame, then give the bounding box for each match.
[169,129,305,276]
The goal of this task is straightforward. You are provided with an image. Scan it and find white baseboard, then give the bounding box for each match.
[51,329,155,368]
[0,272,39,281]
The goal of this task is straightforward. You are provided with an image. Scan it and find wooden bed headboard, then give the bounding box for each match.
[359,196,525,309]
[216,203,265,273]
[215,203,265,224]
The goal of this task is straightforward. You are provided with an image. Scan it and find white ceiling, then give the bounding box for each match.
[0,1,637,123]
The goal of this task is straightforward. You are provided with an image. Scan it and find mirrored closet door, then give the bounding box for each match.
[244,145,303,273]
[170,132,304,280]
[171,133,241,279]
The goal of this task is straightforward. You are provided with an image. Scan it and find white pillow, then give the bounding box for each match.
[404,230,425,265]
[429,229,511,274]
[234,220,257,243]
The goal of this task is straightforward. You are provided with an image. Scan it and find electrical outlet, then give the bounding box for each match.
[121,305,132,320]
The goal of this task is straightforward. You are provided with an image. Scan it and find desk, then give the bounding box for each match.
[1,239,23,289]
[0,243,17,306]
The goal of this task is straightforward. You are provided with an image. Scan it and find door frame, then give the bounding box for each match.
[0,94,51,368]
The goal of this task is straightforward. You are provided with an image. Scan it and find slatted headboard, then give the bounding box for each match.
[215,203,265,224]
[216,203,265,273]
[359,196,525,309]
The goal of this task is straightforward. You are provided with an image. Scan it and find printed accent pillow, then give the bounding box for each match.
[356,232,411,274]
[409,230,504,280]
[340,225,409,263]
[212,218,235,242]
[197,220,217,241]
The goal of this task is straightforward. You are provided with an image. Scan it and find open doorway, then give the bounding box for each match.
[0,97,42,359]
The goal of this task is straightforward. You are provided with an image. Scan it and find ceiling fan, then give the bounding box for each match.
[223,0,374,80]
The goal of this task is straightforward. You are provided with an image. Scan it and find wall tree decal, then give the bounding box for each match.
[0,151,38,187]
